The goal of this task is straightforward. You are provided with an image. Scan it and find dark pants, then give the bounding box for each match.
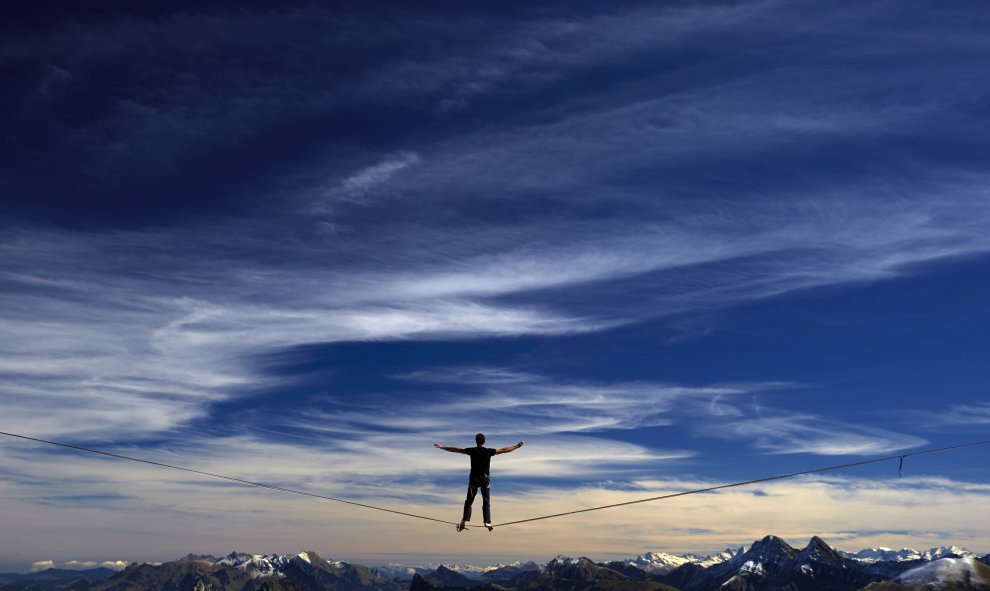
[462,473,491,523]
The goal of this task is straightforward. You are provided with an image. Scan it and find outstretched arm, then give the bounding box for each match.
[495,441,525,455]
[435,443,466,453]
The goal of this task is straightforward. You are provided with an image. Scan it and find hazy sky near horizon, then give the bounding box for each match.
[2,0,989,574]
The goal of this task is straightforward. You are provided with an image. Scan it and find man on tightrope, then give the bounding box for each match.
[435,434,524,532]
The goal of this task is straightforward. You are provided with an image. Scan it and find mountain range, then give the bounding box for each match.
[2,538,988,591]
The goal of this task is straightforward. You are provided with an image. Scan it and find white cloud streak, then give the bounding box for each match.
[323,152,422,207]
[702,414,927,455]
[910,402,990,429]
[231,369,924,484]
[29,559,129,571]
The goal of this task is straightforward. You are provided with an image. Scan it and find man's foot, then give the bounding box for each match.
[485,523,494,532]
[455,520,466,532]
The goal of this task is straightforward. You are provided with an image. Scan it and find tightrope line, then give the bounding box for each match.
[1,430,987,530]
[495,439,990,527]
[0,430,458,527]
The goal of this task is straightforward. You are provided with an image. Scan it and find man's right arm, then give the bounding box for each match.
[495,441,525,454]
[435,443,466,453]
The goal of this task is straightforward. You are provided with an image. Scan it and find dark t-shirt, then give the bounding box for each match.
[464,446,497,477]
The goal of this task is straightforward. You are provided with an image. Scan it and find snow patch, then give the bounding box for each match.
[212,552,296,579]
[898,557,987,587]
[739,560,764,575]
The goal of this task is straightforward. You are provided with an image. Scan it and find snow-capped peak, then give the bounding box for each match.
[844,546,974,563]
[215,552,254,567]
[206,551,315,578]
[624,546,747,574]
[704,546,749,567]
[548,555,576,567]
[924,546,973,560]
[626,552,692,573]
[898,556,987,588]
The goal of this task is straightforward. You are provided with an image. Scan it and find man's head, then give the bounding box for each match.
[475,433,486,446]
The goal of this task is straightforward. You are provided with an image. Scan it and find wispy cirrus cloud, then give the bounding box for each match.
[8,179,985,443]
[7,0,986,212]
[903,402,990,430]
[702,414,927,456]
[250,367,922,471]
[338,367,775,437]
[322,152,422,207]
[937,403,990,426]
[0,2,781,189]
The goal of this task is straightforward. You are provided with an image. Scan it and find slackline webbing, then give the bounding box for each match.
[0,430,457,527]
[495,439,990,527]
[1,430,988,530]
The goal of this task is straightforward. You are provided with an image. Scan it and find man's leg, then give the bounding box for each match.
[462,482,477,522]
[481,479,492,526]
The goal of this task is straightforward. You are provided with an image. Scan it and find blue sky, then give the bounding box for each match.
[1,0,989,573]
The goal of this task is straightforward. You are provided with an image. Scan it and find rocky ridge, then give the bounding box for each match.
[3,538,986,591]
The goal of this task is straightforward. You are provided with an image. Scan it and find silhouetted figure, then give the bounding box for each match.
[435,433,524,532]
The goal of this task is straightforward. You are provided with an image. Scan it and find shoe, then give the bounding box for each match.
[456,520,466,532]
[484,523,493,532]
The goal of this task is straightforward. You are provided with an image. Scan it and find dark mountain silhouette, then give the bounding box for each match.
[0,567,117,591]
[478,562,541,584]
[422,566,483,589]
[533,556,668,590]
[673,535,890,591]
[17,537,988,591]
[87,551,402,591]
[653,563,706,590]
[598,561,653,581]
[90,560,258,591]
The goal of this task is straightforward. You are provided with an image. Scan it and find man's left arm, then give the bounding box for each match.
[495,441,525,455]
[435,443,466,453]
